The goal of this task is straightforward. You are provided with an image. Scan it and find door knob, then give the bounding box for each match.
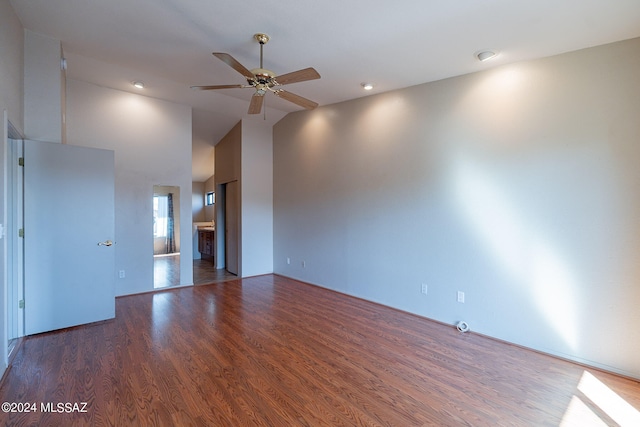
[98,240,114,246]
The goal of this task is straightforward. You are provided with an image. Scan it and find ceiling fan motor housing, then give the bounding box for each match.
[250,68,276,86]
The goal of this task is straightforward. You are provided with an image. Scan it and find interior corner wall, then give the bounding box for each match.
[192,181,206,223]
[240,118,273,277]
[0,0,24,134]
[273,37,640,378]
[66,78,193,295]
[204,175,216,222]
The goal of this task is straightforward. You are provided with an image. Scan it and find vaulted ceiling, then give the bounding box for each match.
[10,0,640,180]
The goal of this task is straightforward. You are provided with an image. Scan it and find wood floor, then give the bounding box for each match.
[153,254,181,288]
[153,255,237,289]
[193,258,237,285]
[1,275,639,426]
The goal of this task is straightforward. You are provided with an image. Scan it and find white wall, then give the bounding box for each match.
[23,30,62,143]
[273,38,640,378]
[241,118,273,277]
[66,79,193,295]
[0,0,24,134]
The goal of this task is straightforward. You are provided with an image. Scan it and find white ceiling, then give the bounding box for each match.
[10,0,640,181]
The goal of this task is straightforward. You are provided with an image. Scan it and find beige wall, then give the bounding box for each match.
[215,121,241,185]
[274,38,640,378]
[214,121,241,271]
[192,181,206,223]
[191,177,216,224]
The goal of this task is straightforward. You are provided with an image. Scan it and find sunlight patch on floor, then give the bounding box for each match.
[154,253,180,289]
[580,371,640,426]
[560,395,609,427]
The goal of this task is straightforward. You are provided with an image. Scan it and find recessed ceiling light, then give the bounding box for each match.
[476,50,497,62]
[361,82,374,91]
[132,81,145,89]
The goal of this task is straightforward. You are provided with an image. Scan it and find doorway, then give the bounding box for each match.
[222,181,239,276]
[153,185,180,288]
[211,181,238,275]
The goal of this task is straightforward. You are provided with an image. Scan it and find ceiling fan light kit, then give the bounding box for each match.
[191,33,321,115]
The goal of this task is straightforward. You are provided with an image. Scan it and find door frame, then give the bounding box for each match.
[3,113,25,366]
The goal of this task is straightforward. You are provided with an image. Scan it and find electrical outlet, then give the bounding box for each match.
[457,291,465,303]
[119,270,125,279]
[302,260,306,268]
[287,257,291,265]
[421,283,428,295]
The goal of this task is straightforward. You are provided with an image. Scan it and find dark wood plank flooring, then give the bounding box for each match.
[153,255,237,289]
[193,258,237,285]
[1,275,639,426]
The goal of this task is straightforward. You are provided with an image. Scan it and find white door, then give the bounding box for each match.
[24,140,115,335]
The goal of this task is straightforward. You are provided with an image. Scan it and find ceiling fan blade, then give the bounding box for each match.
[274,90,318,110]
[212,52,255,79]
[248,93,264,114]
[190,84,245,90]
[275,67,321,86]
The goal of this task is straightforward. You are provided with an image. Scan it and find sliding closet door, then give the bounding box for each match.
[225,180,239,275]
[24,140,115,335]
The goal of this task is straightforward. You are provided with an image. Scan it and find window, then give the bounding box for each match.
[205,192,215,206]
[153,195,168,237]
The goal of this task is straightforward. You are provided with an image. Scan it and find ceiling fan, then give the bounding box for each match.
[191,33,321,114]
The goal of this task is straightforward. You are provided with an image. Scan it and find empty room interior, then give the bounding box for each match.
[1,1,640,425]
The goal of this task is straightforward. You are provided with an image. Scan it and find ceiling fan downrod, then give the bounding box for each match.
[254,33,270,69]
